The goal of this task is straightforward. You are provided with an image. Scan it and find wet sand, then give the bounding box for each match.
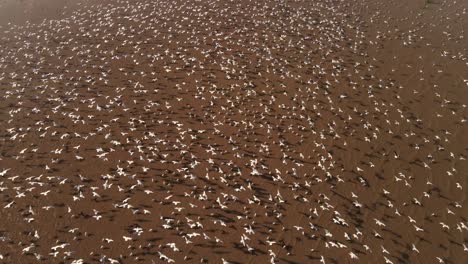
[0,0,467,263]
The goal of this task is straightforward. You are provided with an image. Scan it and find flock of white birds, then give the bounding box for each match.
[0,0,467,263]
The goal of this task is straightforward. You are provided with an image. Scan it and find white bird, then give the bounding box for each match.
[108,258,119,264]
[0,168,10,176]
[384,256,393,264]
[51,243,69,251]
[245,225,255,234]
[349,252,358,259]
[158,252,175,263]
[22,244,35,253]
[412,244,419,253]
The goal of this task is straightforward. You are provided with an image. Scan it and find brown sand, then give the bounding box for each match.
[0,0,467,263]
